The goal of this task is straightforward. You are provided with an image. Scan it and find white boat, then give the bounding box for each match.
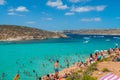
[83,40,89,43]
[113,37,120,39]
[83,37,90,40]
[106,39,110,41]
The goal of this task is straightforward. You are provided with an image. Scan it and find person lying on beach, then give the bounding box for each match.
[112,54,120,61]
[46,74,51,80]
[50,74,55,80]
[112,56,117,61]
[42,74,51,80]
[117,54,120,61]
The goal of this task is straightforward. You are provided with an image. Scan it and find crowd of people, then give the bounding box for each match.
[42,47,120,80]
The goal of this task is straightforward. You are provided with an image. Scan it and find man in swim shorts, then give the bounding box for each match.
[54,60,59,73]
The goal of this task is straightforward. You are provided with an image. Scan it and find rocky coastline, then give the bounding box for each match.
[64,29,120,35]
[0,25,67,41]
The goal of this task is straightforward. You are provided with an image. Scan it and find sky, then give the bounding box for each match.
[0,0,120,31]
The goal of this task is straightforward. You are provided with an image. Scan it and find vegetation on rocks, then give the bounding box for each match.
[66,63,97,80]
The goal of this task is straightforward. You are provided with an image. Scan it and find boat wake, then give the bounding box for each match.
[83,40,89,44]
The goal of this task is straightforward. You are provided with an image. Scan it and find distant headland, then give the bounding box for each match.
[63,29,120,35]
[0,25,67,41]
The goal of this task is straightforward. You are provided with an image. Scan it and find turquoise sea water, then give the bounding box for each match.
[0,34,120,80]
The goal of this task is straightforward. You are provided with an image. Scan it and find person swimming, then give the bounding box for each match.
[33,70,36,73]
[23,70,30,76]
[42,63,45,67]
[35,73,38,80]
[30,60,32,63]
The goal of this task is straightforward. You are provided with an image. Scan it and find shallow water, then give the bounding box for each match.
[0,34,120,80]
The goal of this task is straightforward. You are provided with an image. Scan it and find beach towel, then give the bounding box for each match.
[99,73,120,80]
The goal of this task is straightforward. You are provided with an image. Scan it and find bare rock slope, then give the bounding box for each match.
[0,25,66,41]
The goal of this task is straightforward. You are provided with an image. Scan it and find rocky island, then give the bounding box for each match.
[64,29,120,35]
[0,25,67,41]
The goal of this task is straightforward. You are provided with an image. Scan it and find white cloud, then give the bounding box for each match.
[46,18,53,21]
[8,12,25,16]
[8,8,14,12]
[0,0,5,5]
[80,17,101,22]
[8,8,16,16]
[16,6,29,12]
[8,12,16,15]
[116,17,120,20]
[47,0,62,7]
[8,6,28,16]
[69,0,90,3]
[96,6,107,11]
[8,6,29,13]
[18,14,25,16]
[41,12,46,14]
[46,0,68,10]
[42,17,53,21]
[65,12,74,16]
[25,21,36,24]
[57,5,68,10]
[71,5,106,12]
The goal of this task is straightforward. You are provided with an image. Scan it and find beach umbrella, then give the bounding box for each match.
[99,73,120,80]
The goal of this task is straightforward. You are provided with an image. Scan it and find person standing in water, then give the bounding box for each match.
[115,43,118,48]
[66,60,69,68]
[54,60,59,77]
[1,72,5,80]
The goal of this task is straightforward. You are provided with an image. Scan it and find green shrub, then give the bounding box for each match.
[102,68,110,72]
[99,58,110,62]
[84,62,98,75]
[66,74,96,80]
[66,62,98,80]
[66,72,81,80]
[77,69,83,73]
[81,75,96,80]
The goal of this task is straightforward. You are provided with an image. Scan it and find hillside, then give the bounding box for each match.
[0,25,66,41]
[64,29,120,35]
